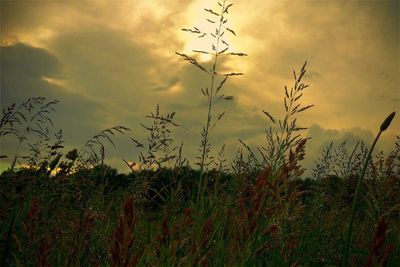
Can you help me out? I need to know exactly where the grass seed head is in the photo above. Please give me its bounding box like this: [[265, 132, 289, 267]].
[[380, 112, 395, 132]]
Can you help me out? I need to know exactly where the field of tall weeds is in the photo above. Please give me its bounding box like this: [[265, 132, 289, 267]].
[[1, 1, 399, 266]]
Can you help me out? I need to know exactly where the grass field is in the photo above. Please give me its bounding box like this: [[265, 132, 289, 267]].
[[1, 143, 399, 266]]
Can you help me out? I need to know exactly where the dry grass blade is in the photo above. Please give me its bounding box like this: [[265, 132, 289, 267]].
[[229, 52, 248, 56], [175, 52, 209, 74], [204, 8, 219, 16], [262, 110, 276, 124]]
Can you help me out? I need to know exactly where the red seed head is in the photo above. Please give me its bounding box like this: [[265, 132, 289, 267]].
[[160, 215, 170, 244]]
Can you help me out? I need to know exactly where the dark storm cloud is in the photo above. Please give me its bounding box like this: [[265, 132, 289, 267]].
[[1, 43, 60, 103], [0, 43, 110, 167], [47, 27, 185, 139], [51, 30, 155, 97]]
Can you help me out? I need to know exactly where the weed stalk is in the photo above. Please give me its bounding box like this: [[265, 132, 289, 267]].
[[343, 111, 395, 266], [176, 0, 246, 208]]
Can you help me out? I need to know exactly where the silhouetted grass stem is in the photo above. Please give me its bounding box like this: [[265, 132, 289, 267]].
[[380, 111, 395, 131], [197, 0, 226, 209], [343, 111, 395, 266]]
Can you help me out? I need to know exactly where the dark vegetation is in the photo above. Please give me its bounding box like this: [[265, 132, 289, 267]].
[[1, 1, 399, 266]]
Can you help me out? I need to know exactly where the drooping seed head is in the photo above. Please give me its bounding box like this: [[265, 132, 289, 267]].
[[380, 112, 395, 132]]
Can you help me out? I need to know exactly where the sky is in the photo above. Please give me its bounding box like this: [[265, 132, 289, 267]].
[[1, 0, 399, 176]]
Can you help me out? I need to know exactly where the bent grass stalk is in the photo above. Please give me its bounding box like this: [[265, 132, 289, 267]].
[[343, 111, 395, 266]]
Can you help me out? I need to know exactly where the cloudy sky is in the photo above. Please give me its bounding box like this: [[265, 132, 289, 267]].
[[1, 0, 399, 175]]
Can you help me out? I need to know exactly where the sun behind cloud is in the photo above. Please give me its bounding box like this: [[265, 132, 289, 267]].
[[178, 0, 241, 63]]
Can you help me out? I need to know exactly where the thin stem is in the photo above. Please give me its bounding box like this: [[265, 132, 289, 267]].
[[10, 133, 26, 171], [343, 130, 381, 266], [346, 140, 360, 174], [197, 0, 226, 210], [199, 0, 226, 173]]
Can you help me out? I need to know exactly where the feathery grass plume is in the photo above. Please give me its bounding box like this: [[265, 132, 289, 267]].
[[332, 141, 351, 177], [213, 144, 227, 173], [26, 138, 46, 170], [265, 62, 312, 177], [240, 62, 313, 178], [231, 145, 260, 178], [137, 104, 179, 170], [312, 141, 334, 180], [124, 106, 182, 209], [0, 98, 42, 138], [108, 197, 141, 267], [231, 147, 245, 176], [389, 135, 400, 176], [364, 152, 400, 223], [0, 103, 22, 139], [266, 141, 308, 255], [176, 0, 247, 172], [174, 141, 189, 169], [0, 97, 59, 170], [343, 111, 395, 267], [312, 140, 369, 180], [75, 125, 130, 170], [230, 141, 308, 264]]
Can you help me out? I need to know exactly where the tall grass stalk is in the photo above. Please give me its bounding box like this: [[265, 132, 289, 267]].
[[343, 111, 395, 266], [239, 62, 313, 180], [176, 0, 246, 208]]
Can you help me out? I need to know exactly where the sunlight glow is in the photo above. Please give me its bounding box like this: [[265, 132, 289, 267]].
[[8, 27, 55, 48], [198, 52, 213, 63], [42, 76, 67, 88], [169, 83, 183, 93], [180, 0, 236, 63]]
